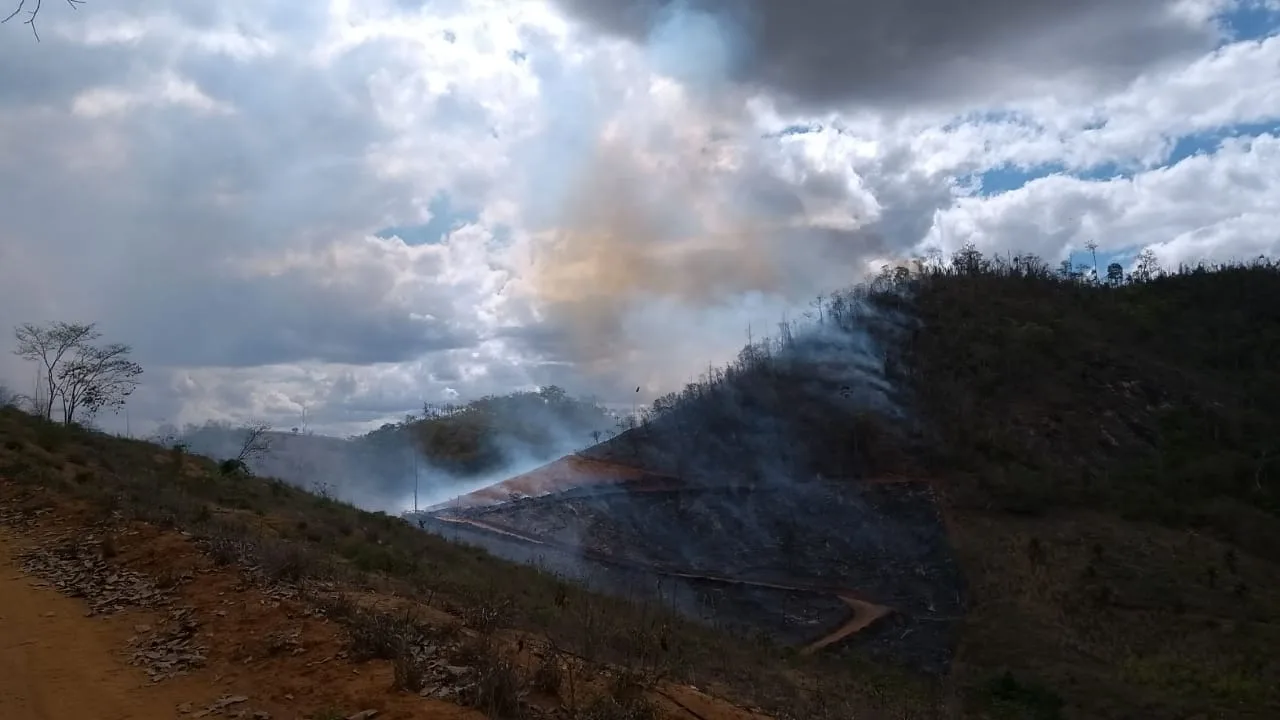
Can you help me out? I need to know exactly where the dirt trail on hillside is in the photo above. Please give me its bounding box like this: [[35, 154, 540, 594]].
[[0, 492, 767, 720], [0, 530, 195, 720], [430, 514, 897, 653], [0, 519, 484, 720]]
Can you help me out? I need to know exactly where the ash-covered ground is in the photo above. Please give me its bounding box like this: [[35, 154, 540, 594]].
[[416, 473, 965, 673]]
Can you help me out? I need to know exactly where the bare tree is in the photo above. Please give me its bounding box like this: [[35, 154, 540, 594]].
[[1132, 249, 1162, 283], [236, 422, 274, 464], [57, 341, 142, 424], [218, 422, 274, 476], [13, 321, 101, 421], [1082, 239, 1100, 282], [4, 0, 85, 41]]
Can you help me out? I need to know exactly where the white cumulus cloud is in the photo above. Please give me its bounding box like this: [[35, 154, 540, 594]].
[[0, 0, 1276, 435]]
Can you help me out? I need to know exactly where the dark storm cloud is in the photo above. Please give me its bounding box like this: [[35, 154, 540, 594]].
[[550, 0, 1218, 110]]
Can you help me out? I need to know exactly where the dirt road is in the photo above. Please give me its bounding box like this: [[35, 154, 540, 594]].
[[0, 485, 769, 720], [0, 530, 194, 720]]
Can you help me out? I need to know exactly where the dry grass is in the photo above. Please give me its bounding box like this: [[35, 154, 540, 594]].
[[6, 255, 1278, 718], [0, 407, 931, 718]]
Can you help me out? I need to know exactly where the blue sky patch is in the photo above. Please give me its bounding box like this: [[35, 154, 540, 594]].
[[958, 6, 1279, 198], [963, 160, 1131, 196], [966, 118, 1280, 197], [375, 192, 479, 246], [1166, 120, 1280, 162], [1220, 1, 1280, 42]]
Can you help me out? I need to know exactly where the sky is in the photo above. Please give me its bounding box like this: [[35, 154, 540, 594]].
[[0, 0, 1277, 437]]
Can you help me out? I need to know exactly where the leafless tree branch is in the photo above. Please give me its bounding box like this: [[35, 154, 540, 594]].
[[3, 0, 85, 42], [236, 422, 274, 465]]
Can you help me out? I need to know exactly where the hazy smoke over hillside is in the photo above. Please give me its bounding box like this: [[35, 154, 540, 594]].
[[170, 388, 616, 513], [520, 2, 898, 396], [580, 283, 917, 486]]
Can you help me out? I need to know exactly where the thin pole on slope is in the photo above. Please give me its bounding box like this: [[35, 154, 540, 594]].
[[413, 450, 419, 514]]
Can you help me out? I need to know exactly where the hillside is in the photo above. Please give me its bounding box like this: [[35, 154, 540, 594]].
[[173, 387, 615, 510], [2, 248, 1279, 719], [644, 251, 1280, 717], [2, 406, 902, 720], [426, 249, 1280, 719], [589, 251, 1280, 533]]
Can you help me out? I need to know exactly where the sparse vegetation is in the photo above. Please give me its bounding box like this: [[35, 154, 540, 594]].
[[0, 405, 929, 718], [578, 246, 1280, 718], [2, 247, 1278, 718]]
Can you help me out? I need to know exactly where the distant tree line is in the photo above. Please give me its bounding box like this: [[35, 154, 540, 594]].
[[924, 242, 1170, 287]]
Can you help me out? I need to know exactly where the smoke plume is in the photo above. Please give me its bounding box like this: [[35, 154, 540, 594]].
[[521, 27, 891, 395]]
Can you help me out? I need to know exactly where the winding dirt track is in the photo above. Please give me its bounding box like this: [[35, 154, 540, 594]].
[[429, 514, 895, 653]]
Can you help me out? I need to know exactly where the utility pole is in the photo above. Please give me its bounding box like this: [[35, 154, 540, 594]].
[[413, 450, 419, 514]]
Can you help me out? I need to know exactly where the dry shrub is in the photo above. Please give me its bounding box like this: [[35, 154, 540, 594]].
[[531, 644, 564, 695], [345, 608, 420, 661], [577, 695, 659, 720], [465, 646, 527, 719], [392, 645, 431, 693], [255, 539, 312, 583]]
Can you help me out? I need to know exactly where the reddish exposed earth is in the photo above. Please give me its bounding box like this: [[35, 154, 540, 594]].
[[0, 481, 771, 720]]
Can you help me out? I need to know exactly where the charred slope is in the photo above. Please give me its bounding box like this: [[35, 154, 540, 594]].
[[584, 254, 1280, 554], [420, 292, 963, 671], [579, 292, 922, 486], [427, 253, 1280, 719], [429, 476, 963, 673]]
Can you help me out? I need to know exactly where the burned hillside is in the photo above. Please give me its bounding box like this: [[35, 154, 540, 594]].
[[427, 474, 964, 673], [421, 249, 1280, 719], [580, 288, 921, 486], [585, 248, 1280, 553], [7, 247, 1279, 719]]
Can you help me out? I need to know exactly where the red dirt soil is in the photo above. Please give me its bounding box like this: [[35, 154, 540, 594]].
[[0, 521, 481, 720], [0, 481, 770, 720], [0, 535, 197, 720]]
